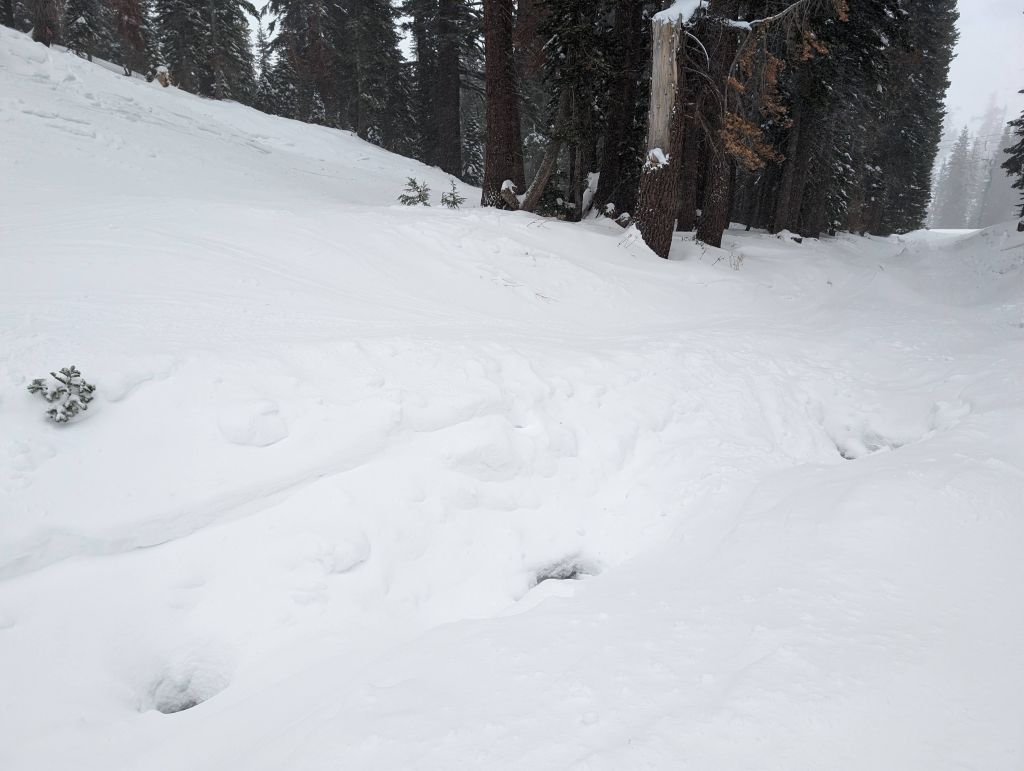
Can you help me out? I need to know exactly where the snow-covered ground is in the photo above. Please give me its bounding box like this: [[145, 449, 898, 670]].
[[2, 27, 1023, 770]]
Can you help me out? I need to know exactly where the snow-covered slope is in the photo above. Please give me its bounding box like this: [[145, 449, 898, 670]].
[[2, 28, 1023, 771]]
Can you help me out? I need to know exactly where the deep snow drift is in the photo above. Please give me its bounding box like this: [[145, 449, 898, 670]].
[[2, 28, 1023, 770]]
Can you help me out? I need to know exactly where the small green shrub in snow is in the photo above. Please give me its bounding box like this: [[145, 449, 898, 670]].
[[441, 180, 466, 210], [398, 178, 431, 206], [28, 366, 96, 423]]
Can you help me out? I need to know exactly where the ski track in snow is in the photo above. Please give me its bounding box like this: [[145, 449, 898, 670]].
[[2, 28, 1024, 771]]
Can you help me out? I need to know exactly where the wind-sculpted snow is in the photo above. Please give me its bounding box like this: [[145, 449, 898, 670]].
[[1, 27, 1023, 771]]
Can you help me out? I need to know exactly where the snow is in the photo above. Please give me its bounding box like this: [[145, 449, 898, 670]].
[[2, 27, 1024, 770], [653, 0, 705, 25], [646, 147, 670, 168]]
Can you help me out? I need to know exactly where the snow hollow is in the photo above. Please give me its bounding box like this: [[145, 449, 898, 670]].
[[1, 27, 1024, 771]]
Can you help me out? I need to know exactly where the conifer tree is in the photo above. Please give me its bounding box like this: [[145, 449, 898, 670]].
[[481, 0, 525, 206], [336, 0, 412, 151], [266, 0, 336, 122], [593, 0, 650, 216], [28, 0, 60, 45], [155, 0, 254, 99], [404, 0, 439, 164], [434, 0, 464, 176], [204, 0, 257, 102], [931, 127, 974, 228], [62, 0, 108, 60], [110, 0, 155, 76], [1003, 94, 1024, 218], [153, 0, 204, 88]]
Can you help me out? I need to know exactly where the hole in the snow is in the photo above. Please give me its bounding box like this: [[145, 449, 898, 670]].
[[148, 658, 230, 714], [835, 431, 904, 460], [534, 556, 600, 585]]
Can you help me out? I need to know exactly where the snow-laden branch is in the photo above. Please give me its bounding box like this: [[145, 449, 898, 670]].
[[654, 0, 830, 32], [653, 1, 706, 26]]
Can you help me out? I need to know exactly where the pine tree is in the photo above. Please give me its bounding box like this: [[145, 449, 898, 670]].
[[593, 0, 649, 216], [266, 0, 336, 122], [976, 122, 1020, 226], [110, 0, 155, 76], [28, 0, 60, 46], [253, 19, 276, 111], [481, 0, 526, 206], [931, 127, 974, 228], [62, 0, 108, 60], [204, 0, 257, 102], [154, 0, 205, 89], [335, 0, 413, 152], [155, 0, 255, 100], [1002, 94, 1024, 218], [398, 177, 431, 205], [534, 0, 610, 220], [434, 0, 464, 176], [403, 0, 439, 164]]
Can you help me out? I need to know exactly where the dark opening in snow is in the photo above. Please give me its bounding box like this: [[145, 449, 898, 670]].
[[149, 662, 229, 714], [534, 556, 600, 585]]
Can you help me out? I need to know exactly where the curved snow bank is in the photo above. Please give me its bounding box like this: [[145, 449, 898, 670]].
[[2, 27, 1024, 771]]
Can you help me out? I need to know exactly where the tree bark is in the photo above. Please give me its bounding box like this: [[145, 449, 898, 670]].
[[676, 109, 700, 231], [481, 0, 525, 207], [697, 144, 733, 247], [435, 0, 462, 176], [695, 0, 743, 248], [772, 103, 801, 232], [2, 0, 14, 29], [635, 20, 686, 258]]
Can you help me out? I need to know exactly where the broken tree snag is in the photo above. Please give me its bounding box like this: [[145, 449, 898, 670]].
[[647, 20, 679, 155], [520, 90, 572, 213], [499, 180, 521, 210], [635, 18, 685, 259]]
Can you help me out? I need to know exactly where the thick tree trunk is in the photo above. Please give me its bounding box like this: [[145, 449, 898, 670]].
[[676, 109, 700, 231], [697, 146, 733, 247], [772, 105, 801, 232], [482, 0, 525, 207], [2, 0, 14, 29], [635, 20, 686, 258], [593, 0, 645, 214], [435, 0, 462, 176], [695, 0, 742, 248]]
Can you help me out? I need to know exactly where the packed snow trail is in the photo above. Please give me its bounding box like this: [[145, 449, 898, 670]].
[[1, 29, 1023, 770]]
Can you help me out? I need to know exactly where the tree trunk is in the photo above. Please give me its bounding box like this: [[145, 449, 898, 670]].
[[697, 145, 733, 247], [30, 0, 60, 45], [2, 0, 14, 29], [635, 20, 685, 258], [676, 109, 700, 231], [435, 0, 462, 176], [772, 104, 801, 232], [593, 0, 645, 215], [520, 90, 571, 213], [482, 0, 525, 207], [695, 0, 743, 248]]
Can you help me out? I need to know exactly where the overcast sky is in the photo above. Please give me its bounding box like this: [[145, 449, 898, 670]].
[[944, 0, 1024, 133]]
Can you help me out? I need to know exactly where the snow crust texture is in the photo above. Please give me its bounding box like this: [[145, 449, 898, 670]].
[[2, 28, 1024, 771]]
